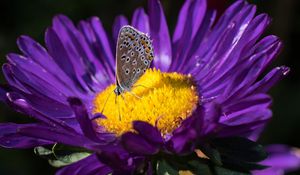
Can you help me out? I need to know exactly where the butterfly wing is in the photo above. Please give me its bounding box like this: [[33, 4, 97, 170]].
[[116, 26, 154, 91]]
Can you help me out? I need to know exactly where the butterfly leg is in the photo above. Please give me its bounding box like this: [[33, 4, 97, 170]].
[[127, 91, 142, 99], [120, 93, 127, 104], [133, 84, 155, 91], [115, 95, 122, 121]]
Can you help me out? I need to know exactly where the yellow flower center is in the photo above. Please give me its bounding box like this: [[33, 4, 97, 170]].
[[93, 68, 199, 136]]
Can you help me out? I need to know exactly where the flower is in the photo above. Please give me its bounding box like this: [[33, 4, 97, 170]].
[[0, 0, 299, 174]]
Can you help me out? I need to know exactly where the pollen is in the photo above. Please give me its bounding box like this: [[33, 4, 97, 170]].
[[93, 68, 199, 136]]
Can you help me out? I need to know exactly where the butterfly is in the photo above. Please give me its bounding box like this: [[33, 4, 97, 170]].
[[114, 25, 154, 96]]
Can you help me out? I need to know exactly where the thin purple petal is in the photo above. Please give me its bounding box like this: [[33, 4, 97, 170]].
[[148, 0, 172, 71]]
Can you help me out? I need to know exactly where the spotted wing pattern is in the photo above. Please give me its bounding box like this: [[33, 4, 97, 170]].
[[115, 26, 154, 91]]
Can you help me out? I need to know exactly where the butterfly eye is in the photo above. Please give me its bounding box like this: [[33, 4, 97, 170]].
[[126, 57, 130, 63], [131, 52, 134, 56], [121, 55, 126, 60], [143, 68, 146, 73], [137, 68, 140, 73], [125, 68, 130, 75], [141, 56, 145, 60], [132, 68, 136, 73]]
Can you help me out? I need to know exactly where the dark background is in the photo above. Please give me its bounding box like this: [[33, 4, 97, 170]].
[[0, 0, 299, 174]]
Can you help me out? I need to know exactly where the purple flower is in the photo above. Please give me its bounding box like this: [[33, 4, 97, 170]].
[[0, 0, 298, 174]]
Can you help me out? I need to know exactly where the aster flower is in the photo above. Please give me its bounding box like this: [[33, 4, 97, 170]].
[[0, 0, 299, 174]]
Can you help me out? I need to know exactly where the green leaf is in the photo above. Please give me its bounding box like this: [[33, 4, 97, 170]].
[[212, 137, 267, 162], [221, 156, 268, 171], [34, 146, 56, 160], [198, 144, 222, 166], [49, 152, 91, 167], [34, 144, 91, 168], [187, 160, 213, 175], [156, 159, 179, 175], [34, 146, 52, 156], [52, 143, 89, 155], [214, 166, 251, 175]]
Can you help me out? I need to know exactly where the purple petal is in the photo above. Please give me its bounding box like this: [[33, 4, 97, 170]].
[[0, 123, 52, 148], [5, 83, 73, 119], [56, 154, 112, 175], [68, 97, 101, 142], [190, 1, 249, 80], [132, 121, 163, 145], [2, 63, 31, 94], [121, 132, 159, 155], [6, 54, 70, 102], [221, 53, 271, 102], [200, 102, 222, 136], [173, 0, 206, 42], [178, 10, 217, 73], [196, 4, 258, 87], [148, 0, 172, 71], [167, 127, 197, 154], [45, 27, 88, 93], [97, 144, 134, 172], [17, 35, 78, 93], [247, 66, 290, 95], [131, 8, 150, 34], [18, 124, 98, 150], [52, 15, 109, 91], [2, 89, 76, 131], [253, 145, 300, 175], [220, 94, 272, 125], [89, 17, 115, 78], [171, 0, 207, 71], [201, 34, 281, 101], [112, 15, 129, 45], [77, 20, 114, 86]]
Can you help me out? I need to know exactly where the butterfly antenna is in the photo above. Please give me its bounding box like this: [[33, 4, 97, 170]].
[[101, 90, 114, 114]]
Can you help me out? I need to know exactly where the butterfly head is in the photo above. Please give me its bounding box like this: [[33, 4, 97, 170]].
[[114, 86, 124, 96]]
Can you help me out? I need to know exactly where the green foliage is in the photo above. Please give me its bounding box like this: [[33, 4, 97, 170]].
[[34, 144, 91, 168], [154, 137, 268, 175]]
